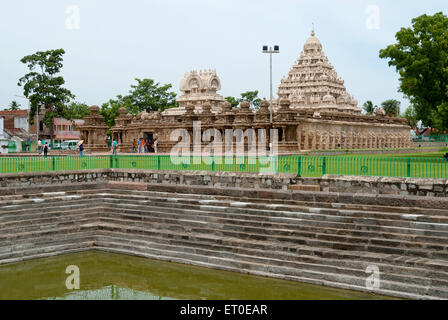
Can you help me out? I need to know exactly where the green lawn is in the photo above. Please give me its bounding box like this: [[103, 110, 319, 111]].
[[0, 153, 447, 179]]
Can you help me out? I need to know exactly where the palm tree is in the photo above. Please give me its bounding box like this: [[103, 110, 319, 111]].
[[362, 101, 377, 115], [8, 100, 21, 111]]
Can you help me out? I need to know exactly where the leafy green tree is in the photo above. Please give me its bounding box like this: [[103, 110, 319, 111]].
[[18, 49, 75, 142], [402, 105, 419, 130], [362, 101, 377, 115], [126, 78, 177, 113], [240, 90, 261, 109], [379, 12, 448, 129], [100, 95, 131, 128], [8, 101, 21, 111], [381, 99, 401, 117], [63, 102, 90, 120], [225, 96, 240, 108]]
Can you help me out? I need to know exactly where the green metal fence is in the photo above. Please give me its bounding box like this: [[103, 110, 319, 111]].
[[413, 135, 448, 142], [0, 155, 447, 179]]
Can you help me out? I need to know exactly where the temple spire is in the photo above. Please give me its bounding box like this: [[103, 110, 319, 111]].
[[311, 23, 315, 36]]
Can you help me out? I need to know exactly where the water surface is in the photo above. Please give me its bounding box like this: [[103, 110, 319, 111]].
[[0, 251, 395, 300]]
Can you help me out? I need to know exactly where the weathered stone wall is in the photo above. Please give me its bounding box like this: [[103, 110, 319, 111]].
[[0, 169, 446, 197], [0, 169, 296, 191], [295, 175, 448, 197], [0, 170, 109, 188]]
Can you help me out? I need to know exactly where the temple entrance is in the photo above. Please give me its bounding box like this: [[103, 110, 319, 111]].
[[143, 132, 154, 153]]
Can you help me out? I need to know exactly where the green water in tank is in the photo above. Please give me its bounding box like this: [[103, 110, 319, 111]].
[[0, 251, 396, 300]]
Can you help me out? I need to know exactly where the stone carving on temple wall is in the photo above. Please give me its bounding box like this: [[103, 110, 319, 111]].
[[376, 108, 386, 117]]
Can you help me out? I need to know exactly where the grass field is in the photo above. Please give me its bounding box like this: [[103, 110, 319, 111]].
[[0, 152, 447, 179]]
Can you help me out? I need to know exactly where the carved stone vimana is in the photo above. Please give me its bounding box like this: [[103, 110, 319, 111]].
[[277, 30, 361, 115]]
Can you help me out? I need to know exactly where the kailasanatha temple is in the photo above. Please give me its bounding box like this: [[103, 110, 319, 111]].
[[78, 31, 412, 153]]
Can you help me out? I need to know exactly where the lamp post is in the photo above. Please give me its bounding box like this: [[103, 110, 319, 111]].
[[262, 45, 279, 155], [262, 45, 280, 124]]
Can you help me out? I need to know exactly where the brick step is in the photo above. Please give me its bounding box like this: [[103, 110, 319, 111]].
[[93, 237, 447, 299]]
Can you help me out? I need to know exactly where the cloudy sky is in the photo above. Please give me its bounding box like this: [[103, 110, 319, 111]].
[[0, 0, 446, 112]]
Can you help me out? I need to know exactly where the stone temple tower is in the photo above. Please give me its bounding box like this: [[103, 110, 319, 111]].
[[277, 30, 362, 115]]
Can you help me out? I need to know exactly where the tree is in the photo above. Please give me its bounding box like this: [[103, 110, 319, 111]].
[[63, 102, 90, 120], [240, 90, 261, 109], [225, 91, 262, 109], [362, 101, 377, 115], [126, 78, 177, 113], [379, 12, 448, 129], [100, 95, 131, 128], [402, 105, 419, 130], [18, 49, 75, 142], [8, 101, 21, 111], [225, 96, 240, 108], [381, 99, 401, 117]]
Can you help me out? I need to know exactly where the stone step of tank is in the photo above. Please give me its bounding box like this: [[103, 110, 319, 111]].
[[117, 201, 448, 239], [94, 222, 448, 274], [102, 192, 448, 223], [0, 203, 101, 223], [102, 200, 448, 240], [0, 230, 96, 264], [94, 231, 448, 293], [1, 191, 446, 258], [0, 194, 103, 212], [2, 187, 447, 222], [108, 187, 448, 215], [93, 235, 447, 300], [96, 217, 448, 263], [0, 211, 100, 234], [0, 224, 97, 246], [96, 215, 448, 261], [93, 244, 440, 300], [101, 205, 448, 250], [288, 184, 321, 192], [93, 226, 448, 283], [0, 182, 106, 198], [0, 241, 95, 265]]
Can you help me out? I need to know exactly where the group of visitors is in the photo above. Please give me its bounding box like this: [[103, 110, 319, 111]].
[[132, 138, 158, 153]]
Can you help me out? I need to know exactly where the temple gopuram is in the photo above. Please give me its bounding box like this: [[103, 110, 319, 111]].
[[78, 31, 411, 153]]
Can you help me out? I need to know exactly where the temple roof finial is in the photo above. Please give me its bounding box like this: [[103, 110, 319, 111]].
[[311, 23, 315, 36]]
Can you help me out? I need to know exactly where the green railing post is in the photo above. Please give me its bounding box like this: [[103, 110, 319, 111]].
[[52, 156, 55, 171], [298, 156, 302, 176], [211, 156, 215, 172], [109, 155, 114, 169], [322, 156, 326, 175], [407, 158, 411, 177], [157, 155, 161, 170]]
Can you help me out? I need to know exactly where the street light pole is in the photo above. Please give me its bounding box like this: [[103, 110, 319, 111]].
[[262, 45, 280, 125]]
